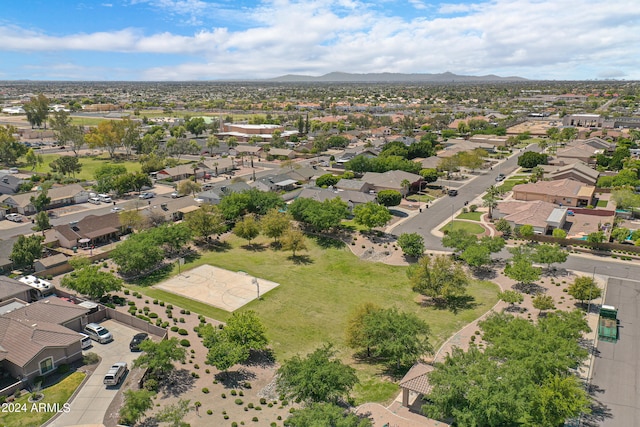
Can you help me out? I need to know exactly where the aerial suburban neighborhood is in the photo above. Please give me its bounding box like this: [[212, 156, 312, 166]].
[[0, 78, 639, 427]]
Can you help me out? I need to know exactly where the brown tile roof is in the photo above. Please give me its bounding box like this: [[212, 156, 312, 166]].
[[497, 200, 557, 228], [4, 297, 89, 325], [0, 317, 80, 367], [55, 212, 122, 241], [512, 179, 595, 200], [399, 363, 434, 394], [0, 276, 32, 300]]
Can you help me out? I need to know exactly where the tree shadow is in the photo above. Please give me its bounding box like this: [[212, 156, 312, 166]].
[[472, 267, 497, 280], [269, 241, 283, 250], [242, 349, 276, 368], [444, 295, 478, 314], [311, 235, 346, 249], [512, 282, 547, 295], [183, 251, 201, 263], [215, 368, 257, 388], [129, 264, 173, 287], [504, 304, 527, 313], [158, 369, 196, 398], [579, 387, 613, 427], [138, 417, 160, 427], [240, 242, 267, 251], [289, 254, 313, 265]]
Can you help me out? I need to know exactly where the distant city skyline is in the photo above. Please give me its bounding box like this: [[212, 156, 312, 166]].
[[1, 0, 639, 81]]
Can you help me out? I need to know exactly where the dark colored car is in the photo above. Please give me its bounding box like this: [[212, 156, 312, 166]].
[[448, 189, 458, 196], [129, 333, 149, 352]]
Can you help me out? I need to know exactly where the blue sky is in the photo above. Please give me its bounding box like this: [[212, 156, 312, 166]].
[[1, 0, 639, 81]]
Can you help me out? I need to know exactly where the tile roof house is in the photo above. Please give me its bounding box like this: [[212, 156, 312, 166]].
[[511, 178, 595, 207], [142, 196, 202, 222], [0, 184, 89, 215], [544, 162, 600, 185], [197, 181, 252, 205], [267, 148, 296, 159], [493, 200, 564, 235], [334, 179, 373, 193], [0, 296, 90, 389], [0, 276, 34, 304], [156, 164, 206, 182], [198, 157, 235, 175], [54, 212, 122, 249], [553, 142, 602, 165], [361, 170, 423, 196]]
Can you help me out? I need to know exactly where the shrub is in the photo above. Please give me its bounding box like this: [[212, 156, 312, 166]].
[[207, 409, 212, 415], [239, 390, 244, 396], [224, 415, 229, 419], [123, 289, 130, 295], [191, 372, 199, 378], [127, 301, 136, 306], [136, 294, 142, 299], [185, 310, 191, 315], [83, 352, 99, 364], [202, 387, 209, 394], [149, 312, 158, 318], [170, 326, 179, 332], [255, 406, 262, 411], [159, 301, 165, 306], [221, 393, 226, 398], [248, 402, 254, 409], [161, 321, 169, 328], [252, 417, 258, 422], [260, 398, 267, 405], [180, 309, 186, 314], [469, 204, 478, 212], [180, 339, 191, 347], [235, 399, 243, 405], [178, 328, 188, 335], [205, 369, 210, 374], [167, 304, 173, 310], [231, 389, 237, 396], [232, 423, 238, 427], [179, 318, 185, 323], [144, 378, 159, 392]]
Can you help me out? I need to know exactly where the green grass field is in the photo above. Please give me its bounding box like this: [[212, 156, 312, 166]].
[[127, 234, 499, 403], [440, 221, 486, 235], [597, 199, 608, 208], [22, 153, 142, 181], [0, 372, 85, 427], [497, 179, 528, 192], [456, 211, 483, 221]]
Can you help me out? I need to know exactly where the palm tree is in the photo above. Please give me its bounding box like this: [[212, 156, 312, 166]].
[[191, 163, 199, 182], [206, 135, 219, 157], [483, 185, 501, 218]]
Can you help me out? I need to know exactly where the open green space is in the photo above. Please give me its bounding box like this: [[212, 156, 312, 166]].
[[0, 372, 85, 427], [456, 211, 483, 221], [21, 153, 142, 181], [128, 234, 499, 403], [69, 117, 111, 127], [440, 221, 486, 235]]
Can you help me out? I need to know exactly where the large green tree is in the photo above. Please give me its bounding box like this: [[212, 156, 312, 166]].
[[0, 125, 28, 165], [353, 202, 392, 231], [531, 244, 568, 271], [567, 276, 602, 306], [183, 204, 226, 242], [517, 151, 548, 169], [10, 235, 44, 270], [284, 403, 372, 427], [276, 344, 358, 404], [407, 255, 470, 304], [504, 257, 541, 285], [61, 259, 122, 300], [397, 232, 425, 258], [119, 389, 155, 426], [224, 310, 269, 352], [260, 209, 291, 243], [23, 94, 50, 129], [233, 215, 261, 244], [49, 156, 82, 177], [133, 337, 187, 376]]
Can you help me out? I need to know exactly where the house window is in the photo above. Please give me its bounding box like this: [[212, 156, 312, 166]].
[[39, 357, 54, 375], [565, 199, 572, 204]]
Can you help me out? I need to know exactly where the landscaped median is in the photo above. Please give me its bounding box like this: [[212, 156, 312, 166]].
[[0, 371, 85, 427], [125, 234, 500, 404]]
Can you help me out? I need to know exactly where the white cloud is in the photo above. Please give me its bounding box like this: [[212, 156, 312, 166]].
[[2, 0, 640, 80]]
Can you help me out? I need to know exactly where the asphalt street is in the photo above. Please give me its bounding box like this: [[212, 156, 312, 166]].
[[590, 277, 640, 427]]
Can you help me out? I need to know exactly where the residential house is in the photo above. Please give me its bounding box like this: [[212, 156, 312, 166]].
[[0, 238, 17, 274], [493, 200, 564, 235], [0, 184, 89, 215], [0, 276, 34, 304], [543, 162, 600, 185], [141, 197, 202, 223], [511, 179, 595, 207], [199, 157, 234, 176], [295, 187, 375, 210], [34, 253, 69, 273], [0, 297, 90, 389], [0, 174, 24, 195], [156, 164, 205, 182], [251, 174, 298, 192], [468, 134, 509, 147], [553, 142, 602, 165], [197, 181, 252, 205], [361, 170, 423, 196], [268, 148, 296, 159], [54, 212, 122, 249], [335, 179, 373, 193]]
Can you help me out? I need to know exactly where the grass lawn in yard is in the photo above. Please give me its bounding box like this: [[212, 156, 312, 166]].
[[597, 199, 608, 208], [0, 372, 85, 427], [497, 179, 528, 193], [456, 211, 483, 221], [440, 221, 486, 235], [407, 194, 435, 203], [128, 235, 499, 404], [23, 153, 142, 181]]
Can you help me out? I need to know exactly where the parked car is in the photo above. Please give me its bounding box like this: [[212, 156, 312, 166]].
[[448, 189, 458, 197], [5, 213, 22, 222], [79, 333, 92, 350], [129, 333, 149, 352], [170, 191, 180, 198], [8, 168, 19, 174], [103, 362, 128, 386], [88, 197, 101, 205], [495, 173, 506, 182], [84, 323, 113, 343], [139, 192, 155, 199], [110, 206, 124, 213]]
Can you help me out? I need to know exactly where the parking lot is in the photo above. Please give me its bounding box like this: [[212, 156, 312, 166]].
[[47, 320, 142, 427]]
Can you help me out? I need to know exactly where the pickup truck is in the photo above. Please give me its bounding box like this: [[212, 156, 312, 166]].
[[103, 362, 128, 386]]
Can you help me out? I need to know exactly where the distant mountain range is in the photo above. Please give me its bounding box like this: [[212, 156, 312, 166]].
[[266, 71, 526, 83]]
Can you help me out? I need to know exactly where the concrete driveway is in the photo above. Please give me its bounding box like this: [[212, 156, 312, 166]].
[[47, 320, 142, 427]]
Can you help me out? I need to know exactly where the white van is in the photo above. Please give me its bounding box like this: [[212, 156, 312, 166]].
[[103, 362, 128, 386], [88, 197, 101, 205], [79, 333, 92, 350], [98, 194, 112, 203], [84, 322, 113, 343]]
